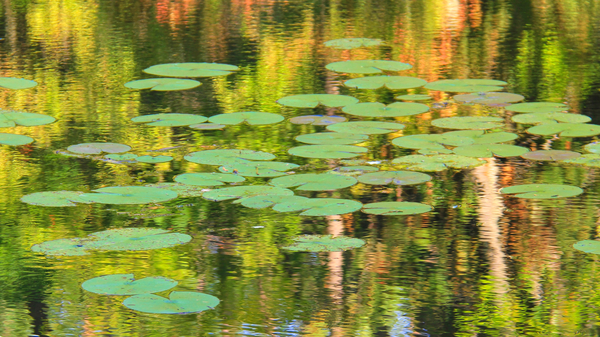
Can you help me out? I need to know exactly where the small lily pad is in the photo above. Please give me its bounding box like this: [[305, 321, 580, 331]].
[[331, 166, 379, 175], [143, 62, 239, 77], [136, 155, 173, 163], [78, 186, 178, 204], [143, 183, 206, 197], [31, 237, 93, 256], [500, 184, 583, 199], [105, 153, 139, 161], [344, 76, 427, 90], [521, 150, 580, 161], [392, 154, 485, 172], [288, 115, 347, 125], [202, 186, 294, 202], [424, 79, 507, 92], [82, 274, 177, 295], [188, 123, 226, 130], [295, 132, 368, 145], [174, 173, 246, 186], [432, 117, 504, 130], [563, 154, 600, 167], [505, 102, 568, 113], [357, 171, 431, 185], [324, 38, 382, 49], [238, 195, 309, 209], [277, 94, 359, 108], [341, 102, 429, 117], [86, 228, 192, 251], [325, 60, 411, 74], [21, 191, 90, 207], [391, 134, 473, 154], [443, 130, 518, 144], [511, 112, 591, 124], [67, 143, 131, 155], [0, 111, 56, 127], [527, 123, 600, 137], [208, 112, 284, 125], [269, 173, 357, 191], [453, 144, 529, 158], [288, 144, 367, 159], [124, 78, 201, 91], [123, 291, 220, 314], [131, 113, 208, 127], [395, 94, 432, 101], [453, 92, 524, 105], [282, 235, 365, 252], [184, 149, 275, 165], [273, 198, 363, 216], [0, 133, 34, 146], [0, 77, 38, 90], [585, 143, 600, 154], [573, 240, 600, 254], [362, 202, 432, 215], [326, 121, 405, 134], [218, 161, 299, 177]]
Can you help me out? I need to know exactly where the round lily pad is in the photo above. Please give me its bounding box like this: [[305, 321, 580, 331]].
[[453, 144, 529, 158], [82, 274, 177, 295], [453, 92, 524, 105], [324, 38, 382, 49], [585, 143, 600, 154], [442, 130, 518, 144], [67, 143, 131, 155], [563, 154, 600, 167], [124, 78, 201, 91], [123, 291, 220, 314], [331, 166, 379, 175], [0, 77, 38, 90], [288, 115, 347, 125], [0, 133, 34, 146], [432, 116, 504, 130], [201, 185, 294, 202], [208, 112, 283, 125], [21, 191, 90, 207], [273, 198, 363, 216], [78, 186, 178, 204], [269, 173, 357, 191], [526, 123, 600, 137], [288, 144, 367, 159], [188, 123, 226, 130], [391, 134, 473, 154], [143, 183, 207, 198], [344, 76, 427, 90], [218, 161, 299, 177], [277, 94, 359, 108], [143, 62, 239, 77], [500, 184, 583, 199], [238, 195, 309, 209], [105, 153, 138, 161], [174, 173, 246, 186], [362, 202, 432, 215], [326, 121, 405, 134], [184, 149, 275, 165], [86, 228, 192, 251], [136, 155, 173, 163], [295, 132, 369, 145], [521, 150, 580, 161], [357, 171, 431, 185], [395, 94, 432, 101], [0, 111, 56, 127], [573, 240, 600, 254], [511, 112, 591, 124], [325, 60, 411, 74], [282, 235, 365, 252], [31, 237, 93, 256], [392, 154, 486, 172], [131, 113, 208, 127], [424, 79, 507, 92], [505, 102, 568, 113], [341, 102, 429, 117]]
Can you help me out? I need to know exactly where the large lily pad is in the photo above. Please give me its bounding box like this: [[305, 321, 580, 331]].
[[505, 102, 568, 113], [395, 94, 432, 101], [143, 62, 239, 77], [295, 132, 368, 145], [344, 76, 427, 90], [78, 186, 178, 204], [521, 150, 580, 161], [277, 94, 359, 108], [326, 121, 405, 134], [357, 171, 431, 185], [31, 237, 93, 256], [424, 79, 507, 92], [325, 60, 411, 74], [453, 92, 524, 105], [341, 102, 429, 117], [21, 191, 90, 207], [282, 235, 365, 252], [0, 111, 56, 127], [288, 115, 346, 125], [131, 113, 208, 127], [443, 130, 518, 144], [143, 183, 206, 198], [563, 154, 600, 167], [0, 77, 38, 90], [573, 240, 600, 254], [527, 123, 600, 137], [208, 112, 284, 125], [269, 173, 357, 191], [202, 185, 294, 202], [174, 173, 246, 186], [362, 202, 432, 215], [86, 228, 192, 251], [124, 78, 201, 91], [0, 133, 34, 146], [288, 144, 367, 159], [123, 291, 220, 314], [273, 198, 363, 216], [500, 184, 583, 199], [391, 134, 473, 154], [67, 143, 131, 155], [82, 274, 177, 295], [184, 149, 275, 165], [136, 155, 173, 164], [432, 117, 504, 130], [324, 38, 382, 49], [511, 112, 590, 124], [392, 154, 485, 172], [218, 161, 299, 177], [453, 144, 529, 158]]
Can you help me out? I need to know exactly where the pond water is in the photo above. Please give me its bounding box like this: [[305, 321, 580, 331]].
[[1, 0, 600, 336]]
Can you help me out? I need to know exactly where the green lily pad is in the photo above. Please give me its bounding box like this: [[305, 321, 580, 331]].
[[188, 123, 226, 130], [295, 132, 368, 145], [357, 171, 431, 185], [31, 237, 93, 256], [277, 94, 359, 108], [273, 198, 363, 216], [443, 130, 518, 144], [238, 195, 309, 209], [123, 291, 220, 314], [521, 150, 580, 161], [573, 240, 600, 254], [67, 143, 131, 155], [0, 133, 34, 146], [511, 112, 591, 124], [208, 111, 283, 125], [288, 144, 367, 159], [86, 228, 192, 251], [325, 60, 411, 74], [143, 183, 207, 198], [395, 94, 432, 101], [0, 77, 38, 90], [341, 102, 429, 117], [505, 102, 568, 113], [527, 123, 600, 137], [344, 76, 427, 90], [392, 154, 485, 172], [282, 235, 365, 252], [78, 186, 178, 204], [0, 111, 56, 127], [202, 185, 294, 202], [326, 121, 405, 134], [432, 116, 504, 130], [174, 173, 245, 186], [453, 144, 529, 158], [331, 166, 379, 175], [21, 191, 90, 207], [124, 78, 201, 91], [362, 202, 432, 215], [143, 62, 239, 77], [585, 143, 600, 154], [424, 79, 507, 92], [288, 115, 347, 125], [82, 274, 177, 295], [218, 161, 299, 177], [184, 149, 275, 165], [563, 154, 600, 167], [324, 38, 382, 49], [500, 184, 583, 199], [391, 134, 473, 154], [453, 92, 524, 105], [131, 113, 208, 126], [105, 153, 139, 161], [136, 155, 173, 163], [269, 173, 357, 191]]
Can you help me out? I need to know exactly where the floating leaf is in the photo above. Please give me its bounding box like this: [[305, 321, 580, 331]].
[[527, 123, 600, 137], [563, 154, 600, 167], [143, 183, 206, 198], [331, 166, 379, 175], [326, 121, 405, 134], [282, 235, 365, 252], [86, 228, 192, 251], [521, 150, 580, 161], [424, 79, 507, 92], [511, 112, 591, 124], [143, 62, 239, 77], [124, 78, 201, 91], [123, 291, 220, 314], [325, 60, 411, 74], [78, 186, 178, 204], [136, 155, 173, 163], [21, 191, 90, 207], [238, 195, 308, 209], [82, 274, 177, 295], [392, 154, 485, 172], [500, 184, 583, 199], [31, 237, 93, 256], [443, 130, 518, 144], [324, 38, 382, 49], [391, 134, 472, 154], [288, 144, 367, 159], [269, 173, 357, 191], [0, 133, 34, 146], [295, 132, 368, 145], [0, 77, 38, 90], [344, 76, 427, 90], [105, 153, 138, 161], [357, 171, 431, 185], [505, 102, 568, 113], [288, 115, 347, 125], [0, 111, 56, 127], [273, 198, 363, 216], [184, 149, 275, 165], [362, 202, 432, 215], [188, 123, 226, 130], [453, 144, 529, 158], [218, 161, 299, 177], [277, 94, 358, 108], [208, 111, 284, 125], [341, 102, 429, 117], [585, 143, 600, 154], [395, 94, 432, 101], [432, 116, 504, 130], [573, 240, 600, 254], [131, 113, 207, 127], [202, 186, 294, 202], [174, 173, 245, 186], [67, 143, 131, 155], [453, 92, 524, 105]]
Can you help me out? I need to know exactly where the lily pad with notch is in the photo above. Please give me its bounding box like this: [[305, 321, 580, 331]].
[[86, 228, 192, 251], [124, 78, 201, 91], [432, 117, 504, 130], [424, 79, 507, 92], [269, 173, 357, 191], [453, 144, 529, 158], [174, 173, 246, 186], [295, 132, 368, 145], [341, 102, 429, 117], [82, 274, 177, 295], [357, 171, 431, 185], [521, 150, 580, 161], [392, 154, 486, 172], [0, 77, 38, 90], [273, 198, 363, 216], [31, 237, 94, 256], [282, 235, 365, 252], [395, 94, 432, 101], [362, 202, 432, 215], [136, 155, 173, 164], [123, 291, 220, 314], [67, 143, 131, 155], [78, 186, 178, 204], [0, 133, 34, 146], [143, 62, 239, 77], [511, 112, 590, 124], [500, 184, 583, 199], [202, 185, 294, 202], [326, 121, 405, 134], [526, 123, 600, 137], [184, 149, 275, 165], [288, 115, 346, 125], [218, 161, 299, 177], [325, 60, 411, 74], [0, 110, 56, 127], [344, 76, 427, 90], [277, 94, 358, 108], [208, 112, 284, 125], [505, 102, 568, 113], [288, 144, 367, 159], [131, 113, 207, 127], [21, 191, 91, 207], [324, 38, 382, 49], [453, 92, 524, 105], [391, 134, 473, 154]]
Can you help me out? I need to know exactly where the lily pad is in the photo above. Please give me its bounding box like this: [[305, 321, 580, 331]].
[[282, 235, 365, 252], [218, 161, 299, 177], [325, 60, 411, 74], [453, 92, 524, 105], [277, 94, 359, 108], [124, 78, 201, 91], [238, 195, 309, 209], [395, 94, 432, 101], [391, 134, 473, 154], [143, 62, 239, 77], [188, 123, 226, 130], [521, 150, 580, 161], [136, 155, 173, 163], [174, 173, 246, 186], [82, 274, 177, 295], [273, 198, 363, 216], [143, 183, 207, 198], [184, 149, 275, 165], [131, 113, 208, 127], [78, 186, 178, 204], [392, 154, 485, 172], [424, 79, 507, 92], [527, 123, 600, 137], [344, 76, 427, 90], [511, 112, 591, 124], [0, 77, 38, 90], [357, 171, 431, 185], [573, 240, 600, 254], [0, 133, 34, 146], [295, 132, 368, 145], [21, 191, 90, 207], [67, 143, 131, 155], [326, 121, 405, 134], [288, 144, 367, 159], [432, 117, 504, 130], [563, 154, 600, 167], [269, 173, 357, 191], [288, 115, 347, 125], [324, 38, 382, 49], [453, 144, 529, 158], [341, 102, 429, 117], [505, 102, 568, 113], [500, 184, 583, 199], [202, 185, 294, 202], [105, 153, 139, 161], [362, 202, 432, 215], [0, 111, 56, 127], [208, 111, 283, 125], [585, 143, 600, 154], [443, 130, 518, 144], [31, 237, 93, 256], [123, 291, 220, 314], [331, 166, 379, 175], [86, 228, 192, 251]]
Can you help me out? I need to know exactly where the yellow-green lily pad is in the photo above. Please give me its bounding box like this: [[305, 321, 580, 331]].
[[573, 240, 600, 254], [453, 144, 529, 158], [362, 202, 432, 215], [0, 133, 34, 146], [324, 38, 382, 49], [82, 274, 177, 295], [67, 143, 131, 155], [425, 79, 507, 92], [432, 116, 504, 130], [143, 62, 239, 77], [295, 132, 368, 145], [273, 198, 363, 216], [344, 76, 427, 90], [288, 115, 347, 125], [78, 186, 178, 204], [391, 134, 473, 154], [184, 149, 275, 165], [136, 155, 173, 163], [326, 121, 405, 134], [500, 184, 583, 199], [505, 102, 568, 113], [131, 113, 208, 126], [174, 173, 245, 186], [288, 144, 367, 159], [188, 123, 226, 130], [202, 185, 294, 202], [511, 112, 590, 124], [392, 154, 485, 172], [527, 123, 600, 137], [521, 150, 580, 161], [208, 112, 284, 125], [325, 60, 411, 74], [21, 191, 91, 207], [218, 161, 299, 177], [563, 154, 600, 167], [31, 237, 94, 256], [0, 110, 56, 127], [395, 94, 432, 101], [453, 92, 524, 105], [283, 235, 365, 251], [0, 77, 38, 90], [341, 102, 429, 117], [123, 291, 220, 314], [277, 94, 359, 108], [269, 173, 357, 191], [357, 171, 431, 185], [86, 228, 192, 251], [124, 78, 201, 91]]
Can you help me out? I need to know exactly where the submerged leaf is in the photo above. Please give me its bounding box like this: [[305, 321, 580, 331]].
[[208, 112, 284, 125], [79, 186, 178, 204], [124, 78, 201, 91], [362, 202, 432, 215], [392, 154, 485, 172], [326, 60, 411, 74], [288, 115, 346, 125], [0, 133, 34, 146], [283, 235, 365, 251], [288, 144, 367, 159], [521, 150, 580, 161], [67, 143, 131, 155], [511, 112, 590, 124], [269, 173, 357, 191], [453, 144, 529, 158], [425, 79, 507, 92], [505, 102, 568, 113], [344, 76, 427, 90], [174, 172, 245, 186], [324, 38, 382, 49], [202, 185, 294, 202], [131, 113, 207, 126], [500, 184, 583, 198], [295, 132, 368, 145], [432, 116, 504, 130], [0, 77, 38, 90], [453, 92, 524, 105], [357, 171, 431, 185], [21, 191, 90, 207], [143, 62, 239, 77], [123, 291, 220, 314], [277, 94, 358, 108], [0, 110, 56, 127], [82, 274, 177, 295], [273, 198, 363, 216], [342, 102, 429, 117], [327, 121, 405, 134], [527, 123, 600, 137], [86, 228, 192, 251]]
